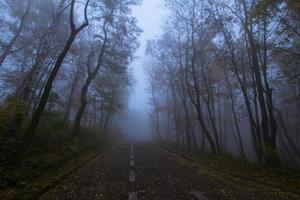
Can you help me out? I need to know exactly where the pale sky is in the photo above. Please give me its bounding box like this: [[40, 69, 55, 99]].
[[129, 0, 167, 111], [124, 0, 168, 139]]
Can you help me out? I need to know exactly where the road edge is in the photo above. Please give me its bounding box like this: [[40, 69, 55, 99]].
[[157, 144, 300, 199], [36, 141, 120, 200]]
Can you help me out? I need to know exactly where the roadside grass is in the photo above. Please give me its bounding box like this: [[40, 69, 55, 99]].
[[0, 110, 121, 200], [160, 142, 300, 199], [0, 132, 118, 200]]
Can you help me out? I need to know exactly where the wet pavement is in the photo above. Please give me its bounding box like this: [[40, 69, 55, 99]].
[[40, 142, 297, 200], [40, 142, 209, 200]]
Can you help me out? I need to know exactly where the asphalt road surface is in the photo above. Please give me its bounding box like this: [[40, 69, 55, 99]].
[[40, 142, 298, 200]]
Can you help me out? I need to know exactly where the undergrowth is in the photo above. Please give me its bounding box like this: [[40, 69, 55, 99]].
[[161, 142, 300, 197], [0, 107, 120, 200]]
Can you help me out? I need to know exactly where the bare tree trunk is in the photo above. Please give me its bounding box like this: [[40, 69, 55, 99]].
[[185, 2, 217, 153], [73, 26, 107, 137], [170, 81, 180, 145], [73, 81, 89, 137], [64, 61, 81, 122], [217, 87, 224, 151], [218, 18, 264, 161], [93, 95, 97, 128], [240, 0, 280, 166], [224, 68, 245, 158], [179, 79, 197, 149], [200, 61, 221, 152], [166, 88, 171, 139], [10, 0, 90, 163], [154, 99, 161, 140]]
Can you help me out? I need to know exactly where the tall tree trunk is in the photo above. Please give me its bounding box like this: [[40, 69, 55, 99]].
[[154, 99, 161, 140], [64, 61, 81, 122], [219, 20, 264, 161], [72, 26, 107, 137], [184, 51, 217, 153], [10, 0, 90, 163], [72, 81, 89, 137], [240, 0, 280, 166], [180, 80, 197, 149], [185, 2, 217, 153], [170, 81, 180, 145], [224, 69, 246, 158]]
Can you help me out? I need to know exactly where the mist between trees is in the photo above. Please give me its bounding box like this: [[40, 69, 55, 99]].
[[0, 0, 299, 171], [0, 0, 141, 164], [145, 0, 300, 167]]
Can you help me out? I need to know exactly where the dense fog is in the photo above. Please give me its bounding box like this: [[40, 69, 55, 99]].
[[143, 0, 300, 167], [0, 1, 299, 199], [0, 0, 299, 169]]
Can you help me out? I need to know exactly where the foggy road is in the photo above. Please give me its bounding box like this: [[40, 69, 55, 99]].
[[38, 142, 299, 200], [0, 0, 299, 200], [39, 142, 209, 200]]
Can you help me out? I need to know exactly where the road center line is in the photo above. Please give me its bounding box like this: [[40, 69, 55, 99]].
[[129, 144, 137, 199], [130, 160, 134, 166], [129, 170, 136, 182], [129, 192, 137, 200]]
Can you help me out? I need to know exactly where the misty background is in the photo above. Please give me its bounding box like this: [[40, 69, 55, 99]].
[[119, 0, 168, 140], [0, 0, 299, 170], [0, 1, 299, 199]]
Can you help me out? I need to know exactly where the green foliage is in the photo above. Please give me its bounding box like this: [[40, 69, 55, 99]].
[[36, 111, 70, 145], [0, 99, 28, 130], [0, 108, 115, 199], [0, 99, 28, 161], [262, 144, 281, 166], [0, 98, 110, 162], [162, 142, 300, 197]]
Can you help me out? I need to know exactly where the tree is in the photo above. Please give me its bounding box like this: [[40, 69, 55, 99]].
[[144, 0, 300, 166], [11, 0, 90, 162], [72, 0, 141, 137], [0, 0, 31, 67]]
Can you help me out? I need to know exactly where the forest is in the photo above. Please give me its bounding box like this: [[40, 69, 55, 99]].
[[0, 0, 140, 198], [0, 0, 299, 199], [146, 0, 300, 167], [0, 0, 140, 161]]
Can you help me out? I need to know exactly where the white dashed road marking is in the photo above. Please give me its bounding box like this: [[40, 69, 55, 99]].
[[129, 143, 137, 199], [129, 192, 137, 200], [129, 170, 136, 182], [130, 160, 134, 166]]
